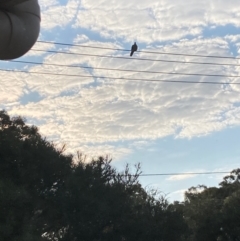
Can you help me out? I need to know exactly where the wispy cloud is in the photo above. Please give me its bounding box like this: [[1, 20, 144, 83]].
[[167, 173, 197, 181], [73, 0, 240, 43], [1, 0, 240, 159]]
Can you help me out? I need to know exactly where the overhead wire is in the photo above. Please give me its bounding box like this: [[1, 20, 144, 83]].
[[31, 49, 240, 67], [3, 41, 240, 85], [0, 42, 236, 178], [0, 68, 239, 85], [0, 43, 237, 180], [95, 171, 235, 177], [37, 40, 240, 60], [134, 171, 232, 177], [10, 59, 240, 78]]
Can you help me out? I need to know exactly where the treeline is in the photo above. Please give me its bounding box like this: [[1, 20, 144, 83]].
[[0, 110, 239, 241]]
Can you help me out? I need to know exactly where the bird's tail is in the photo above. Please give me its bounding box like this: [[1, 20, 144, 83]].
[[130, 51, 133, 56]]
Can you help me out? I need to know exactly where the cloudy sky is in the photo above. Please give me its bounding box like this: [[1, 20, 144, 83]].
[[1, 0, 240, 201]]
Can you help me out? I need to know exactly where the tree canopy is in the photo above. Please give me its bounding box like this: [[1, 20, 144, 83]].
[[0, 110, 239, 241]]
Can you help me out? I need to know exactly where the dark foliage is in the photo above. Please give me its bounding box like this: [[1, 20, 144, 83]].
[[1, 110, 239, 241]]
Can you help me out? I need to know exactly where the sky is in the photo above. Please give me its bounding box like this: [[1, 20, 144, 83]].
[[1, 0, 240, 201]]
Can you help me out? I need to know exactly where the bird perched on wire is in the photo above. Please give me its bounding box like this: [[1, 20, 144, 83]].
[[130, 42, 138, 57]]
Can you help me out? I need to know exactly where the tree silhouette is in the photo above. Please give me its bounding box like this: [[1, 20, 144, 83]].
[[183, 169, 240, 241], [0, 110, 185, 241], [1, 110, 239, 241]]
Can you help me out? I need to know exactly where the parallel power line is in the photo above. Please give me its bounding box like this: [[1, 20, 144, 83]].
[[136, 171, 232, 177], [1, 42, 236, 179], [1, 68, 239, 85], [11, 60, 240, 78], [31, 49, 240, 67], [37, 40, 240, 60], [103, 171, 234, 177]]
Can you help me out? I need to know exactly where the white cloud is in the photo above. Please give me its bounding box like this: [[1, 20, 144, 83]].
[[167, 173, 197, 181], [26, 42, 56, 57], [225, 35, 240, 43], [55, 142, 133, 162], [2, 36, 240, 158], [1, 0, 240, 158], [40, 0, 80, 29], [37, 0, 240, 43], [72, 0, 240, 43]]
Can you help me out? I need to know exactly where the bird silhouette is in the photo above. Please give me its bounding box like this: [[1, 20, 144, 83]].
[[130, 42, 138, 56]]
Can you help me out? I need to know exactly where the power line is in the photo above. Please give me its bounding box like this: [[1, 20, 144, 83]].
[[37, 40, 240, 60], [111, 171, 233, 177], [31, 49, 240, 67], [138, 171, 231, 177], [0, 68, 238, 85], [11, 60, 240, 78]]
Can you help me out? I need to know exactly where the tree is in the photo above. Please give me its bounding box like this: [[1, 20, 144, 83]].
[[53, 158, 186, 241], [219, 169, 240, 241], [183, 170, 240, 241], [2, 110, 240, 241], [0, 110, 185, 241], [0, 110, 72, 240]]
